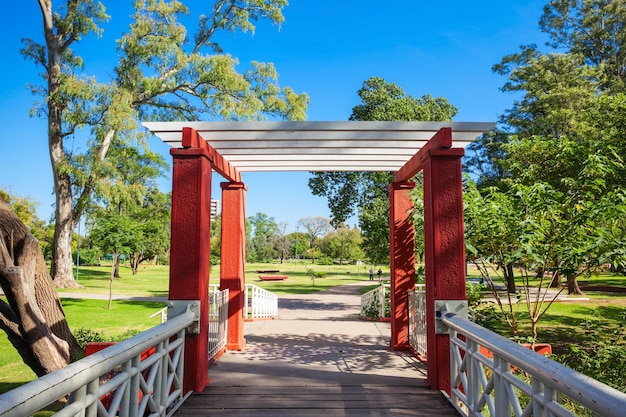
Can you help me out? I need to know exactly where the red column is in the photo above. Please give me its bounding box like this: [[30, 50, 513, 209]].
[[220, 181, 247, 350], [389, 181, 416, 351], [169, 146, 212, 393], [422, 148, 466, 393]]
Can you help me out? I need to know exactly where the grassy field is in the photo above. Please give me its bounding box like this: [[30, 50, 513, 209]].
[[0, 297, 168, 393]]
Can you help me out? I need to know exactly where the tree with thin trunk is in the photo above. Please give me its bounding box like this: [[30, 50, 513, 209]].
[[23, 0, 308, 288]]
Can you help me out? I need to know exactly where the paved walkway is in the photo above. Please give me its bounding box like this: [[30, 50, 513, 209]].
[[175, 281, 458, 416]]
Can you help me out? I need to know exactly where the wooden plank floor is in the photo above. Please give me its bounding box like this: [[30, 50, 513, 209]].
[[178, 385, 456, 416], [174, 283, 459, 416]]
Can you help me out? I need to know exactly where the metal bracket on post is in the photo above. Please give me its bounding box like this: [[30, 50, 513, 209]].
[[167, 300, 201, 334], [435, 300, 468, 334]]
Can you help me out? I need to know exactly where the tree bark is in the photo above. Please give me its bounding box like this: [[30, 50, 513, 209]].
[[113, 254, 121, 278], [566, 275, 584, 295], [504, 263, 516, 293], [0, 200, 81, 376], [549, 271, 563, 288], [40, 0, 79, 289]]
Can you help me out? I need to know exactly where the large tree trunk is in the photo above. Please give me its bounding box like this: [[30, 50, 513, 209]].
[[50, 194, 79, 288], [0, 200, 82, 377], [566, 275, 584, 295], [113, 254, 121, 278], [504, 263, 516, 293], [549, 271, 563, 288]]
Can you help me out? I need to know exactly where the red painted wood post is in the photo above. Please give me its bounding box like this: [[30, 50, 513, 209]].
[[389, 181, 416, 351], [220, 181, 247, 350], [169, 128, 212, 393], [422, 147, 466, 393]]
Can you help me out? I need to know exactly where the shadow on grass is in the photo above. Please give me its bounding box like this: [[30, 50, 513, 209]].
[[0, 381, 31, 394], [146, 290, 169, 298], [60, 298, 166, 309]]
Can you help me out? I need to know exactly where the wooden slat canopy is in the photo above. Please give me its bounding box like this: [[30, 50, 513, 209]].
[[143, 121, 495, 172]]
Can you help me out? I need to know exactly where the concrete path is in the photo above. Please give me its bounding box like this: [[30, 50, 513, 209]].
[[175, 281, 458, 416]]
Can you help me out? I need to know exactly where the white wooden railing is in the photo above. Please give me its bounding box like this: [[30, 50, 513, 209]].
[[245, 284, 278, 319], [360, 283, 390, 319], [208, 287, 229, 359], [407, 284, 427, 357], [439, 309, 626, 417], [0, 305, 197, 417]]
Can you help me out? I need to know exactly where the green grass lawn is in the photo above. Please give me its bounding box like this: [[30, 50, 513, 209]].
[[57, 264, 170, 297], [0, 297, 167, 394], [243, 261, 371, 294]]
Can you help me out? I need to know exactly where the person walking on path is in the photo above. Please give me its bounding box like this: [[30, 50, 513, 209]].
[[377, 268, 382, 281], [369, 267, 374, 281]]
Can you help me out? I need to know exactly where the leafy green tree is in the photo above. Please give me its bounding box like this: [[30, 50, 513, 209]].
[[494, 51, 600, 137], [288, 231, 308, 261], [0, 188, 48, 247], [24, 0, 308, 288], [247, 212, 280, 262], [539, 0, 626, 92], [89, 211, 140, 308], [309, 77, 457, 264], [210, 214, 222, 266], [464, 3, 626, 300], [320, 224, 364, 265], [358, 197, 389, 265], [464, 130, 512, 190], [466, 178, 626, 342], [468, 0, 626, 188], [126, 189, 171, 274], [88, 141, 167, 277]]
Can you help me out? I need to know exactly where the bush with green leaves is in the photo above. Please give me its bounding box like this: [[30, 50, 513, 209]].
[[465, 283, 484, 308], [554, 317, 626, 394], [316, 256, 334, 265]]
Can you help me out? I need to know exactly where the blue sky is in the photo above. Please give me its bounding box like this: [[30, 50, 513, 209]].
[[0, 1, 548, 231]]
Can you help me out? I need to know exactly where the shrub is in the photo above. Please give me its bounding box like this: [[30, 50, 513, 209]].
[[465, 283, 484, 308], [555, 319, 626, 394], [317, 256, 334, 265]]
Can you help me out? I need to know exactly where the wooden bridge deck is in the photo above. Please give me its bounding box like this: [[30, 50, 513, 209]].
[[174, 283, 459, 416]]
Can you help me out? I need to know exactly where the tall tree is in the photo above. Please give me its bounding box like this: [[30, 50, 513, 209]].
[[296, 216, 332, 249], [320, 224, 363, 265], [126, 189, 171, 274], [273, 222, 291, 263], [309, 77, 457, 264], [87, 141, 167, 277], [247, 212, 280, 262], [539, 0, 626, 92], [464, 2, 626, 296], [23, 0, 308, 287]]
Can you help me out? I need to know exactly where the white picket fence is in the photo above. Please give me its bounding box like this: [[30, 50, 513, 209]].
[[245, 283, 278, 319], [208, 287, 229, 359], [360, 283, 390, 319]]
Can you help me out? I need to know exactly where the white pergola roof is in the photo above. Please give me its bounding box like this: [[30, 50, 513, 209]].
[[143, 121, 495, 172]]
